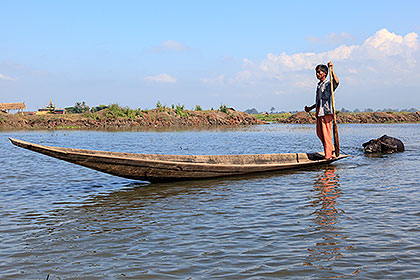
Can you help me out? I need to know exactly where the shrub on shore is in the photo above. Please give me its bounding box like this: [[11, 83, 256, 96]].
[[91, 105, 108, 113], [156, 101, 168, 112], [65, 101, 90, 114], [175, 104, 189, 117], [254, 113, 293, 122], [105, 104, 141, 120], [219, 104, 228, 114]]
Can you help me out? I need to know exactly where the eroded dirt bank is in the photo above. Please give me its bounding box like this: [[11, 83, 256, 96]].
[[0, 108, 264, 130], [2, 110, 419, 130], [276, 111, 420, 124]]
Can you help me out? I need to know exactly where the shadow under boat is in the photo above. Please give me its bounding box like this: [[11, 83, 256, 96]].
[[9, 137, 349, 183], [73, 165, 344, 215]]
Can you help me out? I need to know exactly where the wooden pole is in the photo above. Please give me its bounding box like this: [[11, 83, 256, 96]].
[[329, 65, 340, 157]]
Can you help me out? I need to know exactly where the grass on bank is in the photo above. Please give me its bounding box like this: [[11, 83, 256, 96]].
[[100, 103, 231, 119], [102, 104, 143, 120], [253, 113, 293, 122], [61, 101, 235, 118]]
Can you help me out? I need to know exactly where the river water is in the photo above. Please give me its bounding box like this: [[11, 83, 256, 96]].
[[1, 124, 419, 279]]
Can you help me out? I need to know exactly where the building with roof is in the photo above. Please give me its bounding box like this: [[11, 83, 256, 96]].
[[0, 102, 26, 113]]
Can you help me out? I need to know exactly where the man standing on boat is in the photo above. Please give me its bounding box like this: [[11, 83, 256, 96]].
[[304, 61, 339, 160]]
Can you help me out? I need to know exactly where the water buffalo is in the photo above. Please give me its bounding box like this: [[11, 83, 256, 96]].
[[362, 135, 405, 154]]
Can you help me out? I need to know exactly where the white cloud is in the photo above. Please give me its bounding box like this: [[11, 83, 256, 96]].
[[274, 89, 286, 95], [229, 70, 253, 84], [227, 28, 420, 85], [200, 71, 255, 86], [293, 80, 313, 89], [149, 40, 190, 52], [328, 32, 356, 43], [200, 74, 225, 85], [307, 31, 356, 45], [161, 40, 189, 51], [144, 73, 176, 83], [242, 58, 255, 68], [199, 28, 420, 110], [0, 73, 17, 81]]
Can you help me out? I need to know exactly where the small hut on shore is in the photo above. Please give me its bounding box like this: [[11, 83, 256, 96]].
[[0, 102, 26, 113]]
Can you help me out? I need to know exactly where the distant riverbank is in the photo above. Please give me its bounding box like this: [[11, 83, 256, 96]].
[[254, 111, 420, 124], [0, 107, 263, 130], [2, 109, 420, 130]]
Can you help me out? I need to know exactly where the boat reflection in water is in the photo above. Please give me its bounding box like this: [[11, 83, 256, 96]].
[[305, 167, 360, 276]]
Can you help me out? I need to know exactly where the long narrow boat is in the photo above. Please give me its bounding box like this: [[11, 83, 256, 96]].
[[9, 138, 349, 183]]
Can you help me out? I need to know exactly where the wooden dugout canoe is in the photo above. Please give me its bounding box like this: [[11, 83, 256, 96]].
[[9, 138, 349, 183]]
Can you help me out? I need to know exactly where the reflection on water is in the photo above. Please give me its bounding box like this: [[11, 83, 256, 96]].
[[305, 167, 360, 277], [2, 124, 420, 279]]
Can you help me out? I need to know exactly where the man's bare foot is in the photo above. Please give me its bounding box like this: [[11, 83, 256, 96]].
[[326, 152, 337, 160]]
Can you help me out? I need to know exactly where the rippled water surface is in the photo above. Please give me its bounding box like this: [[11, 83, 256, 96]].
[[1, 124, 419, 279]]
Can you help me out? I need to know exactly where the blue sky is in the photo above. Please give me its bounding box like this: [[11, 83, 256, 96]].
[[1, 0, 420, 111]]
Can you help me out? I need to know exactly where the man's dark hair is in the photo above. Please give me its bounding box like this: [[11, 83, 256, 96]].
[[315, 64, 328, 74]]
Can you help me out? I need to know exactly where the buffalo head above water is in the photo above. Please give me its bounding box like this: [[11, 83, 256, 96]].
[[362, 135, 404, 154]]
